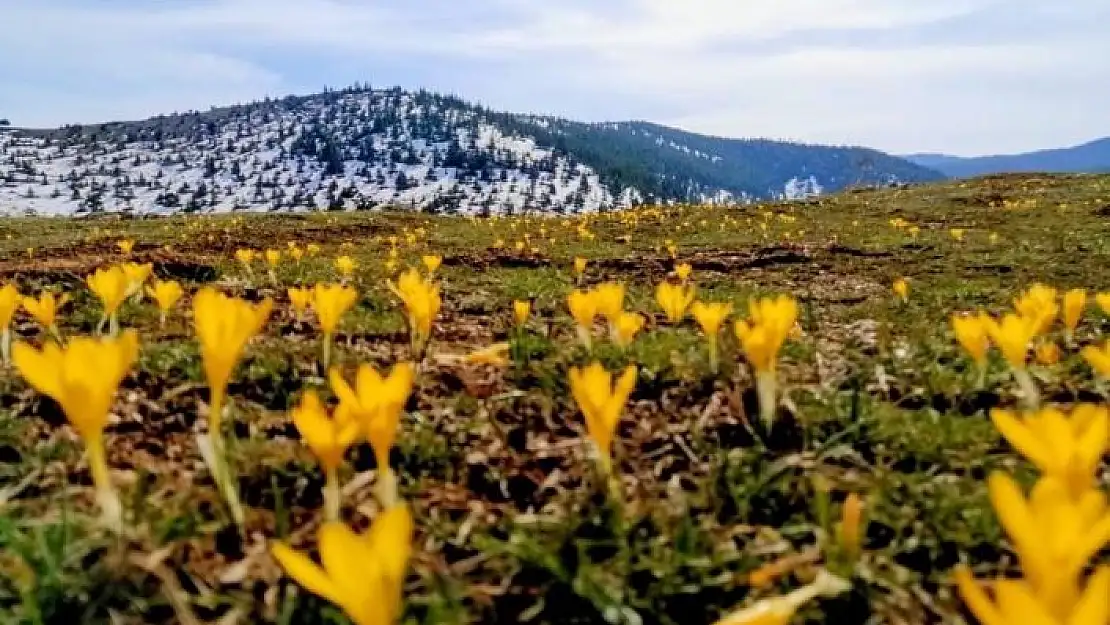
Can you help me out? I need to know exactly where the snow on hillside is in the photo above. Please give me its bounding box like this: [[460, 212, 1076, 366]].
[[0, 90, 635, 217]]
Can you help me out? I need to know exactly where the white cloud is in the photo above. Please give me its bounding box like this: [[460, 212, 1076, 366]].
[[0, 0, 1106, 154]]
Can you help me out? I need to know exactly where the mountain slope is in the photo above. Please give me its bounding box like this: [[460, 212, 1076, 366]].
[[0, 85, 941, 216], [904, 137, 1110, 178]]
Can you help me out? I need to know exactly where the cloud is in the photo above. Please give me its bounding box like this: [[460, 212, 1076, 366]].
[[0, 0, 1106, 154]]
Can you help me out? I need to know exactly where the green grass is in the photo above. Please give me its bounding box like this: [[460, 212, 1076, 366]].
[[1, 173, 1109, 624]]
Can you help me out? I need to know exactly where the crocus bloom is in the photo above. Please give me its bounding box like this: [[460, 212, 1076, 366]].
[[291, 390, 360, 521], [264, 249, 281, 268], [289, 246, 305, 262], [271, 506, 413, 625], [22, 292, 69, 332], [892, 278, 909, 302], [513, 300, 531, 327], [329, 361, 415, 507], [675, 263, 693, 282], [952, 313, 990, 367], [235, 248, 256, 267], [389, 269, 440, 356], [985, 313, 1037, 371], [422, 255, 442, 274], [957, 473, 1110, 619], [839, 493, 864, 562], [593, 283, 625, 322], [1063, 288, 1086, 337], [147, 279, 184, 328], [465, 343, 510, 366], [12, 330, 139, 527], [568, 362, 636, 474], [307, 243, 321, 256], [87, 266, 129, 333], [950, 228, 965, 241], [288, 287, 312, 318], [120, 262, 153, 299], [192, 288, 273, 432], [1097, 292, 1110, 315], [573, 257, 588, 275], [734, 296, 798, 426], [656, 281, 696, 324], [0, 283, 19, 364], [335, 255, 357, 278], [956, 565, 1110, 625], [311, 284, 358, 337], [991, 406, 1109, 499], [1082, 340, 1110, 378], [1035, 343, 1061, 366], [567, 289, 598, 347], [1014, 284, 1059, 336], [117, 239, 135, 255], [691, 301, 732, 371], [613, 312, 645, 347]]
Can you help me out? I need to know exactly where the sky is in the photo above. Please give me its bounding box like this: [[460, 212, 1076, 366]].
[[0, 0, 1106, 156]]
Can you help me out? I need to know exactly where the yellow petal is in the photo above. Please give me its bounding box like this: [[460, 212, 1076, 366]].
[[270, 542, 343, 606], [953, 567, 1007, 625]]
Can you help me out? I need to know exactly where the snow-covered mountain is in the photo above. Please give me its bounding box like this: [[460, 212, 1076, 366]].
[[0, 86, 942, 216]]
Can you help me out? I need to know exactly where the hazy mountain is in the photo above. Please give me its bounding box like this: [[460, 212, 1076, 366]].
[[0, 85, 942, 216], [904, 137, 1110, 178]]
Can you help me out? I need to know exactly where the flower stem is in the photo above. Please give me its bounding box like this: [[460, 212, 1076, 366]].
[[85, 435, 122, 530], [1, 326, 10, 366], [108, 312, 119, 338], [708, 337, 719, 374], [159, 311, 167, 329], [756, 370, 778, 429], [323, 465, 341, 522], [1013, 368, 1040, 409], [321, 333, 332, 372], [376, 467, 398, 509]]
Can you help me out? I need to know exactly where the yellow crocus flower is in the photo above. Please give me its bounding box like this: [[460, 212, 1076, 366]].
[[985, 313, 1037, 370], [271, 506, 413, 625], [513, 300, 531, 327], [950, 228, 965, 241], [329, 362, 415, 507], [568, 362, 636, 474], [12, 330, 139, 526], [1082, 340, 1110, 378], [288, 286, 312, 318], [116, 239, 135, 255], [567, 289, 598, 347], [192, 288, 272, 431], [573, 256, 588, 276], [991, 406, 1109, 499], [291, 390, 360, 521], [1035, 343, 1061, 366], [734, 295, 798, 426], [1015, 284, 1059, 336], [120, 262, 153, 299], [289, 246, 305, 262], [22, 291, 69, 332], [422, 255, 442, 274], [264, 249, 281, 268], [86, 266, 129, 332], [655, 281, 695, 324], [389, 269, 441, 356], [691, 301, 732, 371], [613, 312, 644, 347], [146, 279, 184, 328], [1063, 289, 1086, 337], [335, 255, 357, 278], [892, 278, 909, 302], [675, 263, 693, 282], [1097, 292, 1110, 315], [955, 565, 1110, 625], [959, 473, 1110, 620], [593, 282, 625, 322], [952, 312, 990, 367], [306, 243, 321, 256], [311, 283, 358, 337], [838, 493, 864, 562], [0, 283, 20, 364]]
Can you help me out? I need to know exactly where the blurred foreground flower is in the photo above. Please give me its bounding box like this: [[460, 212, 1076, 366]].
[[1063, 289, 1086, 340], [13, 331, 139, 529], [714, 570, 850, 625], [120, 262, 152, 301], [991, 405, 1108, 499], [1014, 284, 1058, 336], [1082, 341, 1110, 378], [271, 506, 413, 625], [287, 286, 311, 319]]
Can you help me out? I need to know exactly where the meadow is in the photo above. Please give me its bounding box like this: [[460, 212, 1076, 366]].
[[1, 173, 1110, 625]]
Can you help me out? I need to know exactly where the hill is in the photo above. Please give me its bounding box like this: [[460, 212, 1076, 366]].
[[904, 137, 1110, 177], [0, 85, 941, 216]]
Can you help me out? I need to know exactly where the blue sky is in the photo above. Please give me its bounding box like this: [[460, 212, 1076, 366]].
[[1, 0, 1106, 156]]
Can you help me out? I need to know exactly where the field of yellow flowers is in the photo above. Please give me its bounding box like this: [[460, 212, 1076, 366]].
[[1, 173, 1110, 625]]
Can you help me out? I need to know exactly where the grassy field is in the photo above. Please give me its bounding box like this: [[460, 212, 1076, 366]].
[[1, 173, 1109, 625]]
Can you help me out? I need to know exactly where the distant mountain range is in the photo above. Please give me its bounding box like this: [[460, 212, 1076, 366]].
[[904, 137, 1110, 178], [0, 85, 941, 216]]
